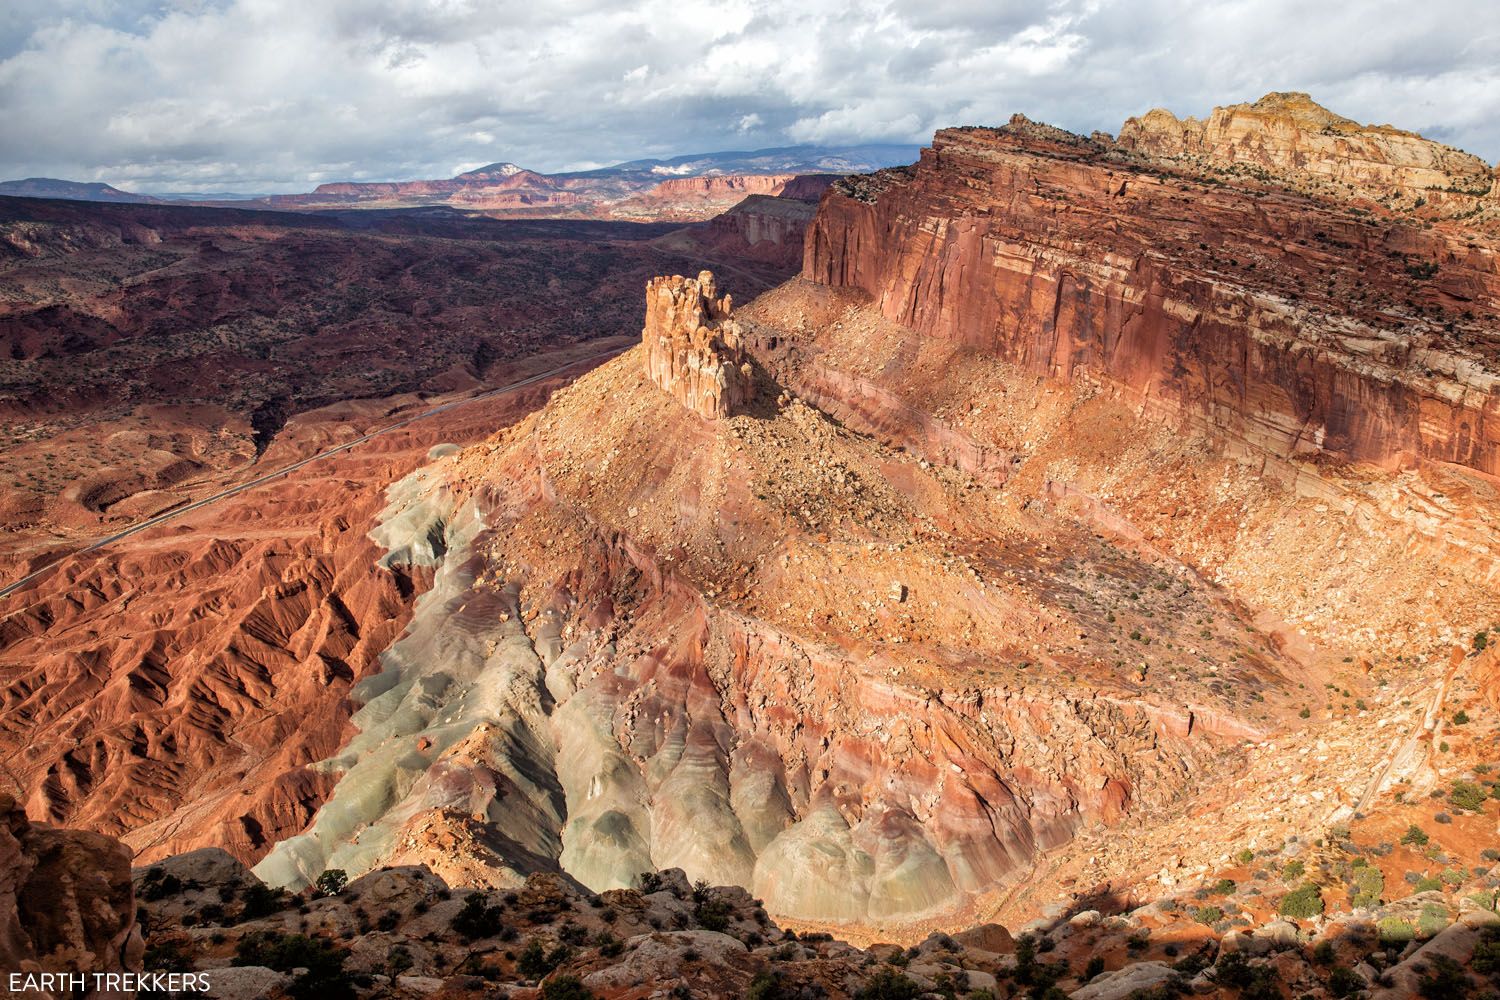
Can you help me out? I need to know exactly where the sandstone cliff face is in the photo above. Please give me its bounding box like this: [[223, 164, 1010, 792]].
[[641, 271, 752, 419], [804, 111, 1500, 484], [644, 174, 798, 199], [698, 195, 818, 269], [0, 794, 141, 985], [1116, 92, 1496, 217]]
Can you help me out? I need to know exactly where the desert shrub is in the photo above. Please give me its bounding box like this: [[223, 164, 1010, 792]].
[[1349, 862, 1385, 908], [517, 940, 572, 979], [541, 974, 595, 1000], [1415, 875, 1444, 892], [139, 869, 184, 902], [1378, 916, 1415, 946], [1401, 825, 1430, 847], [233, 932, 352, 1000], [1283, 860, 1306, 882], [1210, 878, 1237, 895], [1279, 883, 1324, 919], [637, 871, 664, 894], [1236, 848, 1255, 865], [237, 883, 288, 922], [854, 969, 921, 1000], [452, 894, 505, 940], [313, 869, 348, 897], [1473, 925, 1500, 975], [1172, 952, 1209, 976], [1083, 956, 1106, 981], [1194, 905, 1224, 925], [746, 970, 787, 1000], [1450, 781, 1487, 812], [1417, 954, 1472, 998], [1327, 966, 1365, 998], [1417, 903, 1451, 938], [1213, 951, 1281, 999]]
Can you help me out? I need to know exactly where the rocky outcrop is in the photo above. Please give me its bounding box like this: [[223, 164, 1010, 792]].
[[778, 174, 839, 202], [804, 104, 1500, 480], [641, 271, 753, 418], [1116, 92, 1495, 217], [0, 793, 141, 983]]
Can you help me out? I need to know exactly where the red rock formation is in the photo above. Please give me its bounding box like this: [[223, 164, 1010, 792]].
[[641, 271, 752, 418], [697, 195, 817, 269], [643, 174, 798, 200], [777, 174, 839, 202], [1117, 92, 1496, 219], [0, 793, 141, 983], [803, 108, 1500, 479]]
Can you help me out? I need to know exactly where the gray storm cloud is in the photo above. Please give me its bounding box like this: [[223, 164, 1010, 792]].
[[1, 0, 1496, 192]]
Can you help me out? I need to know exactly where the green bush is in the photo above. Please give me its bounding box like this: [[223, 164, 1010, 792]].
[[452, 894, 505, 940], [313, 869, 349, 898], [1400, 824, 1430, 847], [1473, 925, 1500, 975], [517, 940, 572, 979], [1236, 848, 1255, 865], [1378, 916, 1415, 946], [237, 883, 288, 922], [1418, 903, 1452, 938], [1278, 883, 1324, 919], [233, 932, 352, 1000], [541, 975, 595, 1000], [1450, 780, 1487, 811], [1209, 878, 1236, 895], [1282, 859, 1306, 882], [746, 970, 787, 1000], [1193, 905, 1224, 925], [1327, 966, 1365, 998], [1416, 954, 1472, 998], [854, 969, 922, 1000], [1350, 864, 1385, 908]]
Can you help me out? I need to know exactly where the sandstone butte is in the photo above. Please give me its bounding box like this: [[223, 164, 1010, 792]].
[[3, 92, 1500, 1000]]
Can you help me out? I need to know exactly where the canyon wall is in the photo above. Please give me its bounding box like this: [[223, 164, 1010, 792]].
[[803, 98, 1500, 481]]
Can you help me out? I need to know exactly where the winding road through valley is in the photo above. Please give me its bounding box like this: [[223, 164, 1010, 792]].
[[0, 346, 627, 603]]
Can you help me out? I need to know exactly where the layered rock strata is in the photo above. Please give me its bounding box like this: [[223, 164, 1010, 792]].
[[641, 271, 753, 418], [804, 98, 1500, 483]]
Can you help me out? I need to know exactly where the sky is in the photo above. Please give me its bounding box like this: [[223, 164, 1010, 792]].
[[1, 0, 1497, 194]]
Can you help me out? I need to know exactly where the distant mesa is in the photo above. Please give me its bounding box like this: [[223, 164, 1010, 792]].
[[0, 177, 159, 204]]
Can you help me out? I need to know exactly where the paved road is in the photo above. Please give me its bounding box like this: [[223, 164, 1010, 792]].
[[0, 347, 626, 603]]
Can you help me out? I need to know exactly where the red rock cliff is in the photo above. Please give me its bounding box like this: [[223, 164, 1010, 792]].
[[803, 106, 1500, 478]]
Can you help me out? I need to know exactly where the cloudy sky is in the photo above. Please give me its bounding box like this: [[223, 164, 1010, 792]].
[[2, 0, 1497, 193]]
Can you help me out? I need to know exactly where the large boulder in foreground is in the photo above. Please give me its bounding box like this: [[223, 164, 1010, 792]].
[[0, 793, 141, 991]]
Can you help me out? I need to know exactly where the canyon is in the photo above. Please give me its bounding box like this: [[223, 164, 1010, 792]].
[[3, 92, 1500, 999]]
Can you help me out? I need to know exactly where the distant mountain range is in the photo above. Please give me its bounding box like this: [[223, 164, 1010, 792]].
[[0, 178, 161, 204], [0, 144, 920, 216]]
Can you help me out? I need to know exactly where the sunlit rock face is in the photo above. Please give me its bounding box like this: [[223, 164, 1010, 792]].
[[641, 271, 753, 419], [804, 99, 1500, 481]]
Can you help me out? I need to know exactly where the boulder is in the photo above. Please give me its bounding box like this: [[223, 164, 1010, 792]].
[[1070, 961, 1178, 1000]]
